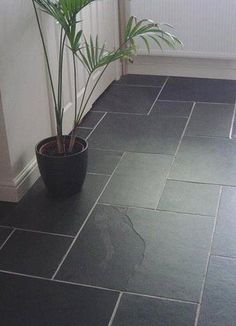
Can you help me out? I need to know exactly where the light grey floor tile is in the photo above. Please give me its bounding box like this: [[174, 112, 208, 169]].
[[170, 137, 236, 186], [158, 180, 220, 216], [100, 152, 173, 208]]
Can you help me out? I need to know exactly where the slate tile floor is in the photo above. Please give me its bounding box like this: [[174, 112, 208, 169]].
[[1, 75, 236, 325]]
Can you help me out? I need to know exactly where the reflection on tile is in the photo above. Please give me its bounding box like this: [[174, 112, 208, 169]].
[[158, 180, 220, 216], [198, 256, 236, 326], [159, 77, 236, 103], [0, 272, 118, 326], [56, 205, 214, 301], [0, 175, 109, 236], [186, 103, 234, 137], [100, 152, 172, 208], [89, 113, 187, 155], [92, 84, 160, 114], [0, 230, 72, 277], [113, 294, 197, 326], [212, 187, 236, 257], [170, 137, 236, 186]]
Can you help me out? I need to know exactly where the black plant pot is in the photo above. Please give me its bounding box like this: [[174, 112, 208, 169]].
[[36, 136, 88, 197]]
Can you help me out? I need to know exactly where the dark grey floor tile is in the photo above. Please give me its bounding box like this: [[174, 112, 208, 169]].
[[186, 103, 234, 137], [0, 230, 72, 277], [0, 174, 108, 236], [152, 100, 193, 117], [56, 205, 214, 301], [0, 272, 118, 326], [92, 84, 160, 114], [212, 187, 236, 257], [80, 111, 105, 128], [75, 127, 92, 139], [170, 137, 236, 186], [159, 77, 236, 103], [112, 294, 197, 326], [158, 180, 220, 216], [0, 201, 16, 219], [89, 114, 187, 155], [100, 152, 173, 208], [198, 256, 236, 326], [115, 74, 167, 87], [88, 149, 123, 175], [0, 227, 13, 248]]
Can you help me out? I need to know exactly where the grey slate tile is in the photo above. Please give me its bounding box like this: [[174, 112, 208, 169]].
[[56, 205, 214, 302], [112, 294, 197, 326], [152, 100, 193, 117], [170, 137, 236, 186], [159, 77, 236, 103], [89, 113, 187, 155], [100, 152, 173, 209], [198, 256, 236, 326], [186, 103, 234, 137], [80, 111, 105, 128], [75, 127, 92, 139], [212, 187, 236, 257], [0, 230, 72, 278], [0, 174, 109, 236], [158, 180, 220, 216], [115, 74, 167, 87], [87, 149, 123, 175], [92, 84, 160, 114], [0, 272, 118, 326], [0, 227, 13, 248]]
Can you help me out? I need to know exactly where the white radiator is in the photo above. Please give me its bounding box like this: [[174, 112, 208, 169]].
[[130, 0, 236, 59]]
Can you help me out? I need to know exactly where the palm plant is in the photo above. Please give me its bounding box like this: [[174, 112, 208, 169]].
[[32, 0, 182, 154]]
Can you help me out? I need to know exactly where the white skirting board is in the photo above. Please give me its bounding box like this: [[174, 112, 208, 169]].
[[0, 157, 39, 202], [128, 56, 236, 80]]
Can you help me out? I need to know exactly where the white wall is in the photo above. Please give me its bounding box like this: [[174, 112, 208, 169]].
[[0, 0, 120, 202], [128, 0, 236, 79]]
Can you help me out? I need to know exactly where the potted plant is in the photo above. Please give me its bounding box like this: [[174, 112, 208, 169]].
[[32, 0, 182, 197]]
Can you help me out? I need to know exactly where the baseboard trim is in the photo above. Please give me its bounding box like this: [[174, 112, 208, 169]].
[[128, 56, 236, 80], [0, 157, 39, 202]]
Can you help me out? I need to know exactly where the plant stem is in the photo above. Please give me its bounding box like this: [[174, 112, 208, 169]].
[[31, 0, 57, 110]]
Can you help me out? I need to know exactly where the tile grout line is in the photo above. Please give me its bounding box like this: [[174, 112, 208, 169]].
[[211, 254, 236, 261], [194, 186, 223, 326], [167, 177, 236, 188], [0, 229, 16, 252], [113, 83, 165, 88], [229, 102, 236, 139], [0, 269, 199, 305], [155, 102, 196, 210], [0, 227, 74, 239], [147, 77, 169, 115], [86, 112, 107, 140], [51, 152, 127, 280], [108, 292, 123, 326]]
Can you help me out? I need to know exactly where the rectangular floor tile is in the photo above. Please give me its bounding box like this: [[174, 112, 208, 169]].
[[198, 256, 236, 326], [56, 205, 214, 301], [158, 180, 220, 216], [0, 174, 109, 236], [80, 111, 105, 128], [212, 187, 236, 257], [100, 152, 173, 208], [0, 272, 118, 326], [112, 294, 197, 326], [152, 100, 193, 117], [87, 149, 123, 175], [159, 77, 236, 103], [170, 137, 236, 186], [186, 103, 234, 137], [0, 227, 13, 248], [89, 113, 187, 155], [92, 84, 160, 114], [0, 230, 72, 277], [115, 74, 167, 87]]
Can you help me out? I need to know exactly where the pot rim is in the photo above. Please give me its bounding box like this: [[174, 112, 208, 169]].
[[35, 136, 88, 159]]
